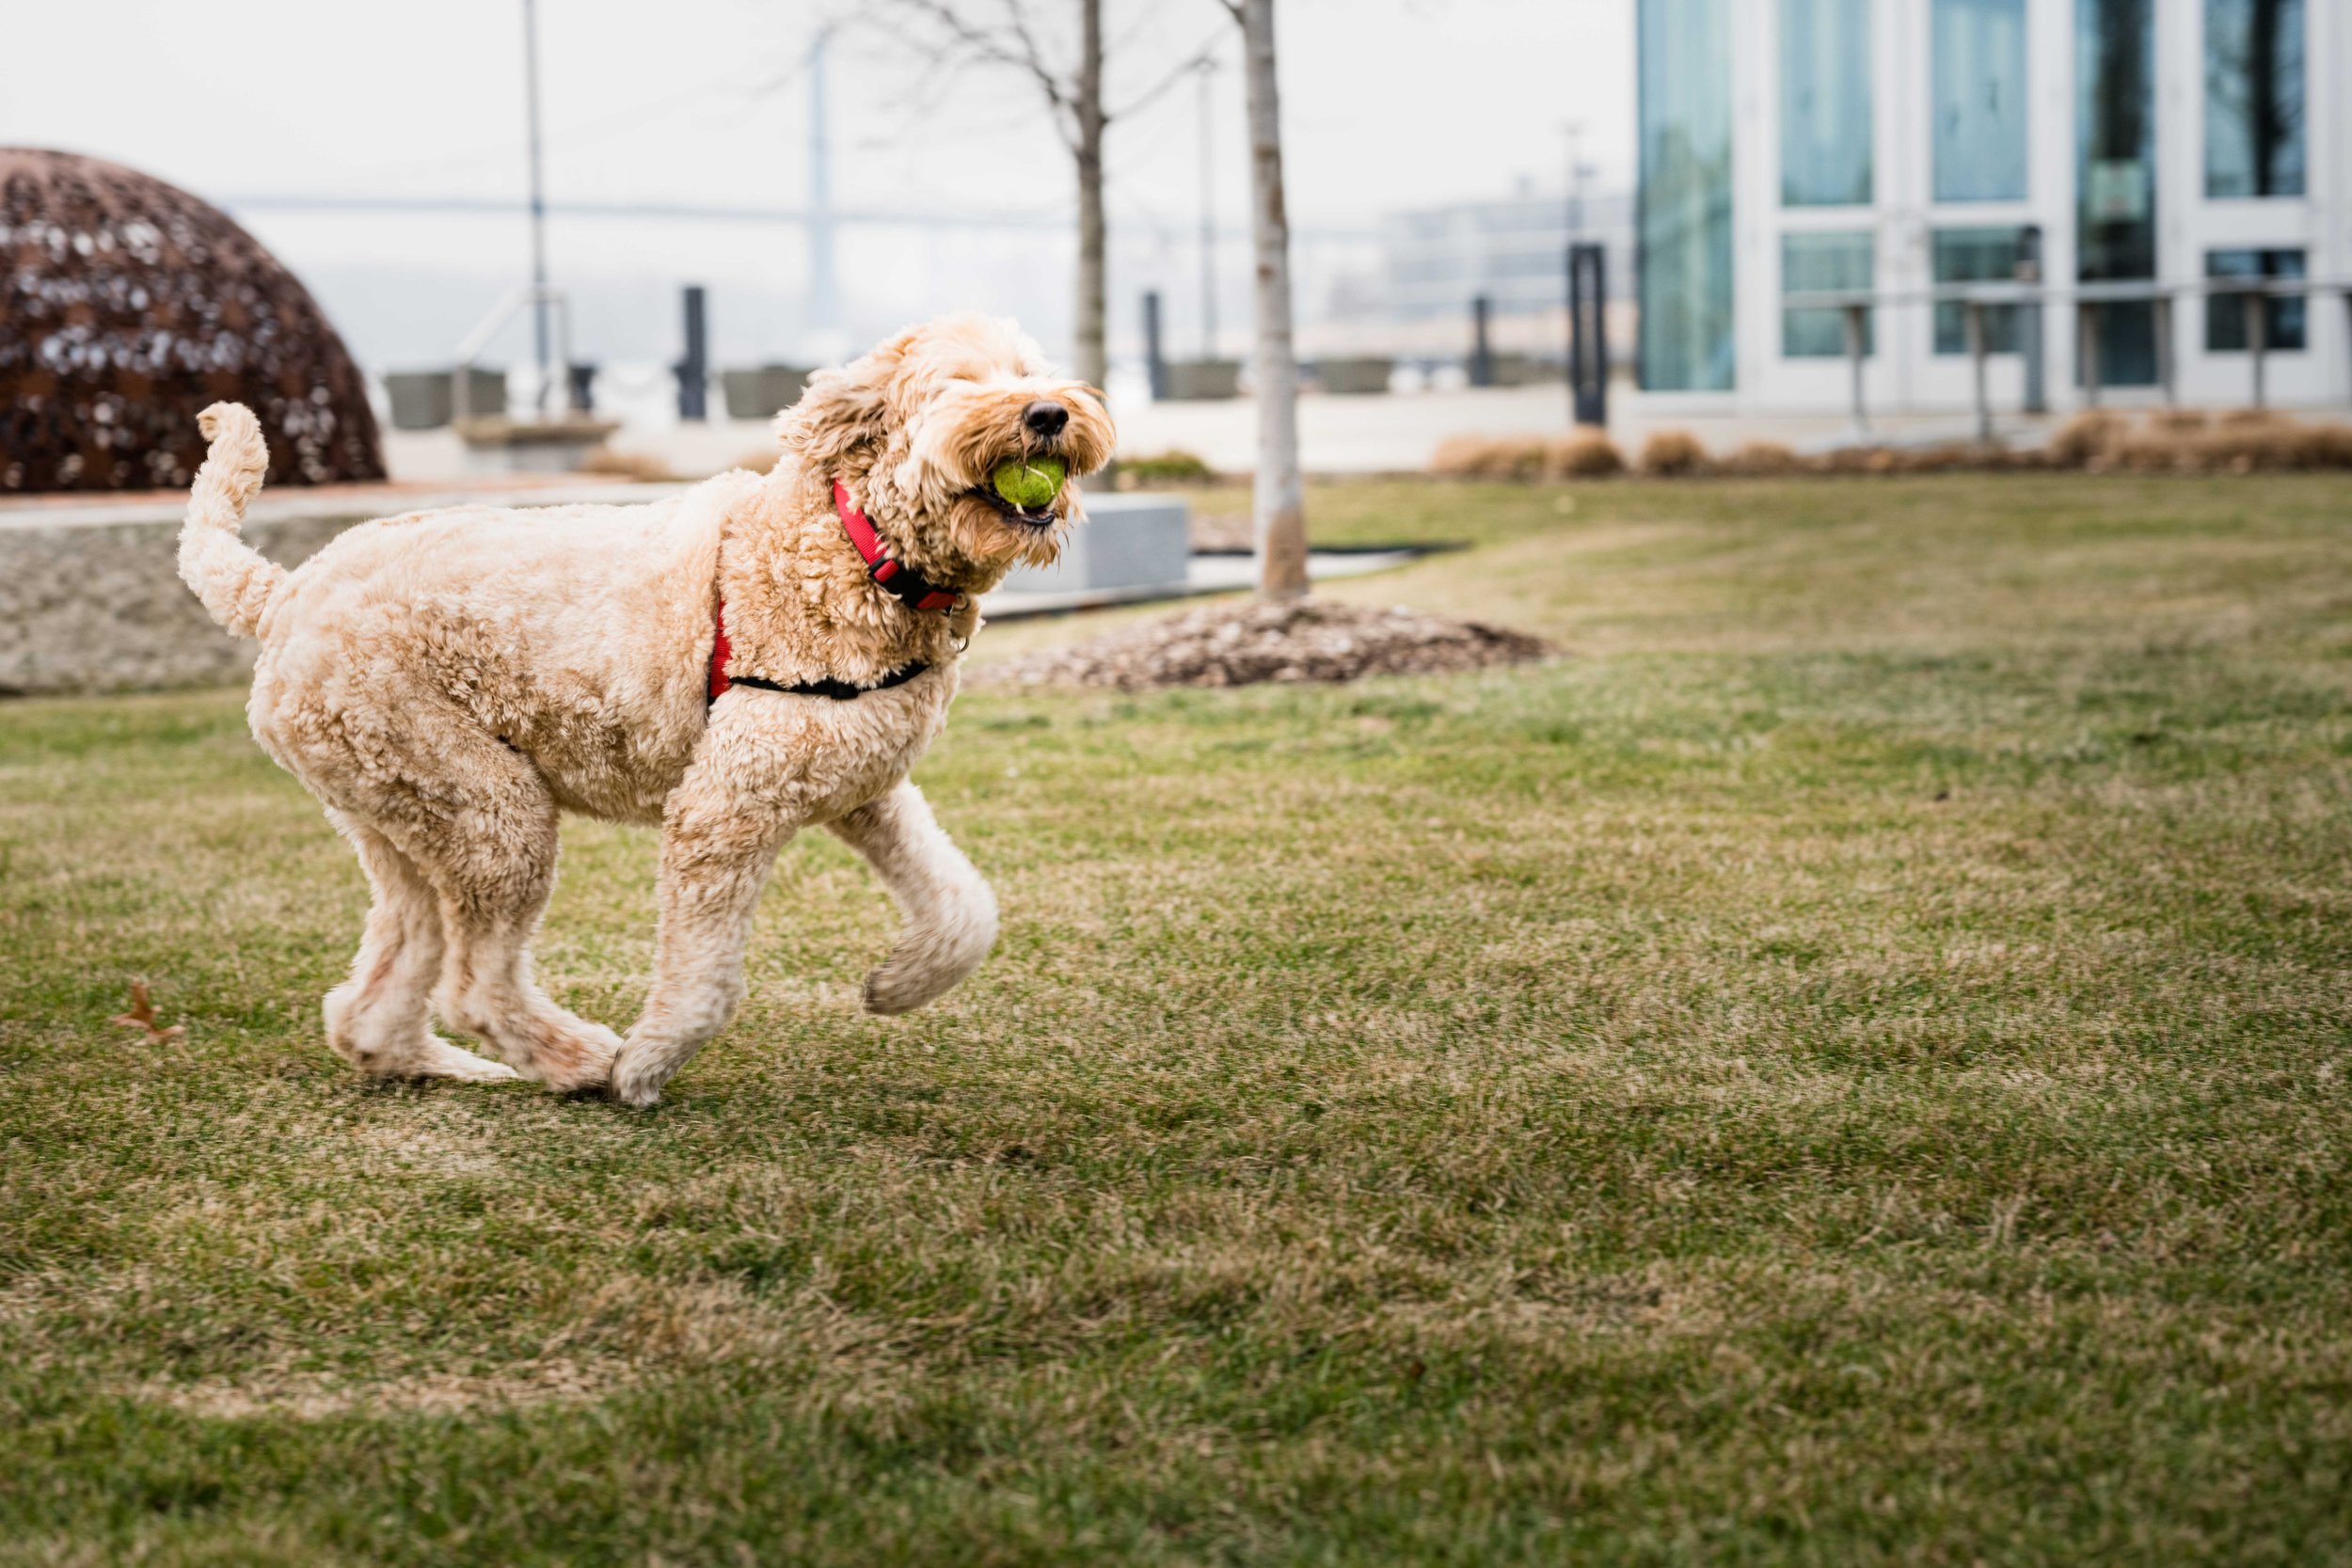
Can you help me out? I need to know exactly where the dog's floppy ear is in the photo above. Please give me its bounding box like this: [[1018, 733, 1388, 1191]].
[[776, 328, 916, 475]]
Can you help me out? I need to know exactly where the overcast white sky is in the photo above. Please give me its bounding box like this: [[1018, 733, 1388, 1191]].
[[0, 0, 1634, 369]]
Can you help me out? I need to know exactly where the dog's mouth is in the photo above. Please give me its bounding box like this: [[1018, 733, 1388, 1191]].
[[968, 486, 1058, 527], [969, 454, 1068, 528]]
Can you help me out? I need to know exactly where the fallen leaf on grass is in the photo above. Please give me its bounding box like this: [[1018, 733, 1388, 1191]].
[[111, 980, 186, 1043]]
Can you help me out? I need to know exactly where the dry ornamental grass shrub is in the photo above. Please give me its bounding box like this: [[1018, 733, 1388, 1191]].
[[2047, 411, 2127, 467], [1428, 435, 1541, 481], [1430, 410, 2352, 483], [1546, 428, 1626, 478], [1431, 433, 1624, 482], [1638, 430, 1708, 476], [1723, 440, 1802, 476]]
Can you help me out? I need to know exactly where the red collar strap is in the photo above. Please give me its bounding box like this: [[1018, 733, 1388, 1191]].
[[834, 480, 963, 615], [707, 481, 960, 703]]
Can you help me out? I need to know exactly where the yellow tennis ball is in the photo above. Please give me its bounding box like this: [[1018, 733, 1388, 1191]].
[[991, 455, 1067, 510]]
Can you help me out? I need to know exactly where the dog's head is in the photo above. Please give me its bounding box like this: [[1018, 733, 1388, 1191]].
[[775, 313, 1116, 590]]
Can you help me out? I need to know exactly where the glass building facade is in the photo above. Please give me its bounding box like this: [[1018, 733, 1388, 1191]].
[[2076, 0, 2159, 386], [2206, 248, 2308, 350], [1630, 0, 2343, 410], [2204, 0, 2305, 198], [1933, 0, 2031, 201], [1782, 232, 1876, 356], [1636, 0, 1736, 391], [1781, 0, 1874, 207], [1932, 228, 2029, 353]]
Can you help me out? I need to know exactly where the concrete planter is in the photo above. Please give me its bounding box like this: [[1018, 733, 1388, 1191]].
[[996, 495, 1189, 596], [1162, 359, 1242, 401], [384, 369, 507, 430], [722, 365, 813, 420], [454, 416, 622, 475], [1313, 356, 1396, 396], [1489, 353, 1557, 388]]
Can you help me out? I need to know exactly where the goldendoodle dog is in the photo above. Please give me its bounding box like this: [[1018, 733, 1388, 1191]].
[[178, 313, 1112, 1107]]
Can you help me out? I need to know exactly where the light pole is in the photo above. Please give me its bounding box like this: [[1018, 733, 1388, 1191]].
[[1196, 56, 1217, 360], [521, 0, 552, 417], [807, 24, 842, 355], [1562, 120, 1582, 425]]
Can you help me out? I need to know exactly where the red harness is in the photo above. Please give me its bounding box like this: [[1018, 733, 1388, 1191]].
[[708, 480, 961, 702]]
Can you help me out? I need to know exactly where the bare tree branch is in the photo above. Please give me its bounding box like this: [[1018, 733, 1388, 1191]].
[[998, 0, 1075, 115], [885, 0, 1078, 148], [1105, 25, 1227, 122]]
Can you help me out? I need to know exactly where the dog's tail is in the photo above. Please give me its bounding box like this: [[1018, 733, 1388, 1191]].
[[177, 403, 285, 639]]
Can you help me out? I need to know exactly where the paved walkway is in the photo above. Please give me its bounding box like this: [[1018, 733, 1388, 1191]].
[[984, 549, 1417, 620]]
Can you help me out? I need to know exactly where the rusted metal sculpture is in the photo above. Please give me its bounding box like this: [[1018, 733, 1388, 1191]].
[[1, 149, 385, 493]]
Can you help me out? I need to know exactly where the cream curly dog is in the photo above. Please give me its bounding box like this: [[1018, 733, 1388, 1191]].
[[179, 313, 1112, 1107]]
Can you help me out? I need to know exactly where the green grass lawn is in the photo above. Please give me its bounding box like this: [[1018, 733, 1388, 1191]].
[[4, 474, 2349, 1565]]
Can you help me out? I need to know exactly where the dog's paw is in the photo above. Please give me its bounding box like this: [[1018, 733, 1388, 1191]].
[[608, 1056, 667, 1111], [529, 1022, 621, 1094], [410, 1037, 525, 1084], [862, 965, 930, 1017]]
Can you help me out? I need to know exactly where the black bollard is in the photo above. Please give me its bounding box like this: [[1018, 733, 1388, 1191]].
[[675, 285, 707, 422]]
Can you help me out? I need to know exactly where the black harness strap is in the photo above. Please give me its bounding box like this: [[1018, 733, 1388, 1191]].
[[720, 660, 930, 704]]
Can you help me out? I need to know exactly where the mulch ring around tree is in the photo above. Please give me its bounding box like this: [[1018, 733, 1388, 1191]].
[[977, 597, 1554, 691]]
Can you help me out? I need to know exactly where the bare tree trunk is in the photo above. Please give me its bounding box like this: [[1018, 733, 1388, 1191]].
[[1072, 0, 1108, 390], [1238, 0, 1307, 598]]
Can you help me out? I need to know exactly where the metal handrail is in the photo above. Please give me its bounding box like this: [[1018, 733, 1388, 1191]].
[[451, 284, 574, 421], [1782, 275, 2350, 311], [1772, 276, 2350, 440]]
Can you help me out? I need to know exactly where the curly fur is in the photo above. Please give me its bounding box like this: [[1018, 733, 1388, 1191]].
[[179, 313, 1112, 1107]]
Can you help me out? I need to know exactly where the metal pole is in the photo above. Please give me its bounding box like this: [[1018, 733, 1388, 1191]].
[[2017, 225, 2046, 415], [521, 0, 552, 418], [1197, 58, 1216, 359], [2248, 284, 2268, 409], [2079, 303, 2102, 408], [1562, 119, 1582, 428], [807, 26, 840, 342], [1470, 294, 1494, 388], [1966, 300, 1991, 445], [2155, 293, 2175, 406], [1142, 289, 1167, 400], [1843, 303, 1868, 437]]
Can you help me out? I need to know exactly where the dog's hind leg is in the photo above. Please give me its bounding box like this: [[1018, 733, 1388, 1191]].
[[827, 781, 998, 1017], [411, 772, 621, 1095], [322, 813, 519, 1083]]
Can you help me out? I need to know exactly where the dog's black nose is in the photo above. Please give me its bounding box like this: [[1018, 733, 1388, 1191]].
[[1023, 400, 1070, 438]]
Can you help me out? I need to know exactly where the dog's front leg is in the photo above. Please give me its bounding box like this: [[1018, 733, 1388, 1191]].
[[828, 780, 1000, 1015], [610, 759, 802, 1109]]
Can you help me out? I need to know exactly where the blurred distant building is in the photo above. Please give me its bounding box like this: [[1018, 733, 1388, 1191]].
[[1384, 187, 1634, 321], [1379, 186, 1636, 365], [1634, 0, 2348, 413]]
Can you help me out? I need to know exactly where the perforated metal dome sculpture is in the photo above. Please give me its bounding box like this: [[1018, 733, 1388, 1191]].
[[1, 148, 385, 493]]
